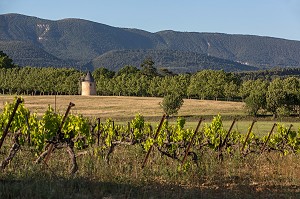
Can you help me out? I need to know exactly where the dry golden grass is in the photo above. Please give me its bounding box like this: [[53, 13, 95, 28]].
[[1, 95, 300, 134], [0, 95, 246, 119]]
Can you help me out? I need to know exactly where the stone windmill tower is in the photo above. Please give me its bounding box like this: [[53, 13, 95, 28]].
[[81, 71, 97, 96]]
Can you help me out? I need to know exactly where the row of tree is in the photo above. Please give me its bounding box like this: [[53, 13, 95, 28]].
[[1, 51, 300, 117], [241, 78, 300, 117], [94, 67, 240, 100], [0, 67, 80, 95], [1, 65, 300, 117]]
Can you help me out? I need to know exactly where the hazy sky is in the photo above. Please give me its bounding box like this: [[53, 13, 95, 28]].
[[1, 0, 300, 41]]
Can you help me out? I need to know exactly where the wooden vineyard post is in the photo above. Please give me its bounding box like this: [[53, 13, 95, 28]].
[[128, 122, 131, 134], [241, 120, 256, 153], [218, 119, 236, 160], [220, 118, 236, 149], [43, 144, 54, 165], [0, 132, 21, 170], [287, 124, 293, 136], [181, 118, 203, 165], [0, 98, 23, 150], [97, 118, 100, 146], [44, 102, 75, 164], [25, 112, 31, 145], [141, 114, 166, 169], [260, 123, 277, 154]]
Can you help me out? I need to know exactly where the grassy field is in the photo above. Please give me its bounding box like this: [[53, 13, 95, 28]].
[[1, 95, 300, 198], [1, 95, 299, 135], [0, 95, 246, 119]]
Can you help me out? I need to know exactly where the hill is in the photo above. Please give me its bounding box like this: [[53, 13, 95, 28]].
[[1, 13, 300, 72], [156, 31, 300, 68], [0, 40, 75, 67], [86, 49, 258, 73]]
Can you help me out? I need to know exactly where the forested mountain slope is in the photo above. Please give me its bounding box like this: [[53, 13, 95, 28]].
[[0, 41, 74, 67], [1, 13, 300, 72], [86, 49, 258, 73]]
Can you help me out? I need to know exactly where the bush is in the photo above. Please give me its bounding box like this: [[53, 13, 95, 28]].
[[160, 94, 184, 116]]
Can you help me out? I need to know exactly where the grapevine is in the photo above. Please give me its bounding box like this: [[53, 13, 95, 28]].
[[2, 98, 300, 173]]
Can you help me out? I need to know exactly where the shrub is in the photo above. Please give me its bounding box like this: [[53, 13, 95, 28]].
[[160, 94, 184, 116]]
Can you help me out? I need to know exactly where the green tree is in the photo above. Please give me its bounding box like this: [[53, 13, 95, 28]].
[[224, 81, 239, 100], [93, 67, 115, 79], [283, 77, 300, 116], [187, 70, 230, 100], [158, 67, 174, 76], [140, 57, 159, 78], [187, 70, 211, 99], [240, 79, 268, 116], [240, 79, 268, 100], [115, 65, 139, 76], [148, 76, 161, 97], [157, 75, 189, 97], [245, 91, 266, 116], [266, 78, 286, 118], [0, 51, 16, 69], [160, 94, 184, 116]]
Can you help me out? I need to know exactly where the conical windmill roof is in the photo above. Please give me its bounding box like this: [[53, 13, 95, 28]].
[[83, 71, 95, 82]]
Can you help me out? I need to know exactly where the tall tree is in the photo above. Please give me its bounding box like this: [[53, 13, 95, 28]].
[[115, 65, 140, 76], [283, 77, 300, 116], [93, 67, 115, 79], [187, 70, 231, 100], [140, 57, 159, 78], [0, 51, 16, 69], [245, 91, 266, 116], [240, 79, 268, 116], [266, 78, 286, 118]]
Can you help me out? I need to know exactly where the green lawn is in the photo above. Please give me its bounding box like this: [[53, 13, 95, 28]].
[[184, 120, 298, 136]]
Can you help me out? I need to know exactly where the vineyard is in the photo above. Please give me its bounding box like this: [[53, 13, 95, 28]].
[[1, 97, 300, 198]]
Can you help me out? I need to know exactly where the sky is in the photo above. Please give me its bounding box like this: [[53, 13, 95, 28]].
[[1, 0, 300, 41]]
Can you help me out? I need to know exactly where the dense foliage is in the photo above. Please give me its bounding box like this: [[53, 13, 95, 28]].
[[160, 94, 184, 116], [237, 68, 300, 81], [0, 98, 92, 155], [2, 99, 300, 171], [2, 63, 300, 117], [2, 50, 300, 117], [0, 67, 81, 95], [0, 51, 16, 69]]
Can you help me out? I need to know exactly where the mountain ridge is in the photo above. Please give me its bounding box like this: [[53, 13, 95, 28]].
[[1, 13, 300, 73], [86, 49, 258, 73]]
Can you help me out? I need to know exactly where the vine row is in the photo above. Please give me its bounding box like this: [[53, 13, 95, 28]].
[[1, 97, 300, 174]]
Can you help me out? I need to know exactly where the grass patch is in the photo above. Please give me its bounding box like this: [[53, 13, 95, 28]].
[[0, 95, 246, 120], [1, 143, 300, 198]]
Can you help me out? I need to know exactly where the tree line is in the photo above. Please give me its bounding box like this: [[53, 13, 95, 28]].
[[1, 51, 300, 117], [0, 67, 80, 95]]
